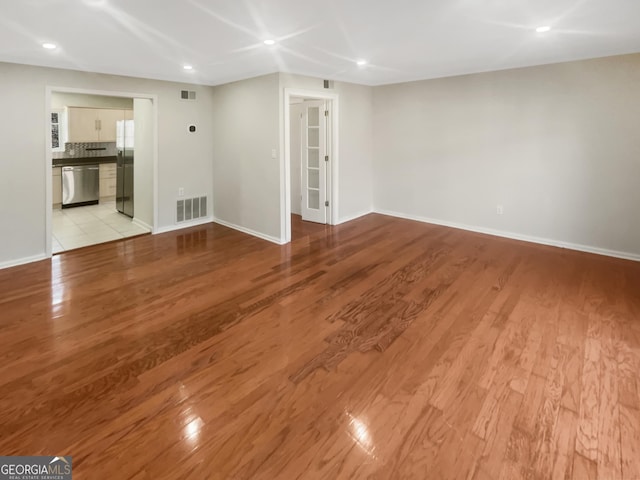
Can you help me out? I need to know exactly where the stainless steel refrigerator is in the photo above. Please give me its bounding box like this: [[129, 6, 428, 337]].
[[116, 119, 134, 217]]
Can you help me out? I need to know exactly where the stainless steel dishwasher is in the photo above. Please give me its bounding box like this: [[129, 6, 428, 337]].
[[62, 164, 100, 208]]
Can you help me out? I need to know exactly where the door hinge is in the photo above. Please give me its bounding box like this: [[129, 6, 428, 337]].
[[324, 155, 329, 162], [325, 110, 329, 117], [325, 201, 329, 207]]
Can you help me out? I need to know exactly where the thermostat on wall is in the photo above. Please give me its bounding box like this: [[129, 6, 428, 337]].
[[188, 124, 196, 132]]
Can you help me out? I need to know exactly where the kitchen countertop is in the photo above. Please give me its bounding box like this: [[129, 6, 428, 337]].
[[53, 156, 117, 167]]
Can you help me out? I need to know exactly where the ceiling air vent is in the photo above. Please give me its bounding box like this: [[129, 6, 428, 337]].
[[180, 90, 196, 100]]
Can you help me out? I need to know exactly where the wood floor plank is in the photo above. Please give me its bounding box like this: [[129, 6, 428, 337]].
[[557, 306, 588, 414], [617, 335, 640, 410], [597, 318, 622, 480], [550, 407, 578, 480], [0, 214, 638, 478], [425, 253, 522, 410], [619, 404, 640, 480], [473, 388, 523, 479], [576, 322, 602, 461], [529, 342, 571, 479], [499, 427, 533, 480], [573, 452, 599, 480], [509, 306, 543, 394]]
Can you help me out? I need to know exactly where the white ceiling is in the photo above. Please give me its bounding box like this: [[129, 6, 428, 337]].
[[2, 0, 640, 86]]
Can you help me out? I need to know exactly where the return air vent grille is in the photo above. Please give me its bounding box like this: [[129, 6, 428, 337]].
[[176, 196, 207, 223], [180, 90, 196, 100]]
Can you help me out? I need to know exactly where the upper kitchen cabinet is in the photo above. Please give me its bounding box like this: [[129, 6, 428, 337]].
[[67, 108, 133, 142], [98, 109, 125, 143], [67, 108, 99, 142]]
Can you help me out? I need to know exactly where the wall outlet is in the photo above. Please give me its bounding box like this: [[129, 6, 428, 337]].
[[271, 149, 277, 159], [178, 188, 184, 197], [496, 204, 504, 215]]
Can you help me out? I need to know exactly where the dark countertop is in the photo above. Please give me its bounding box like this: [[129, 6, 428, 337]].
[[53, 156, 117, 167]]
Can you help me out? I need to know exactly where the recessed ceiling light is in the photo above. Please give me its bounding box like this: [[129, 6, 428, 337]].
[[183, 65, 193, 70], [356, 59, 368, 66], [536, 25, 552, 33], [42, 43, 57, 49], [263, 39, 276, 46]]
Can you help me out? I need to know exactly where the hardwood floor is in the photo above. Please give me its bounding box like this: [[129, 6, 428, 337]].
[[1, 214, 639, 479], [291, 213, 330, 239]]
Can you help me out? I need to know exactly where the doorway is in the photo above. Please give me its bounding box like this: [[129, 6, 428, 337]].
[[45, 88, 158, 256], [283, 89, 339, 243]]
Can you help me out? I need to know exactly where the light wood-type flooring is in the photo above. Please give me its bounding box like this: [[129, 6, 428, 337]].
[[1, 214, 639, 479]]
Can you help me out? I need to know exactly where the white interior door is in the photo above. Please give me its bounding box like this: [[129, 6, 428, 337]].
[[301, 101, 327, 223]]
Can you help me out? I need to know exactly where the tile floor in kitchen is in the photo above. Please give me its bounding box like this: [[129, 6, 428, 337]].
[[52, 201, 150, 253]]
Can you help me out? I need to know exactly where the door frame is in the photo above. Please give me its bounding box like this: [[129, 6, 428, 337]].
[[44, 86, 159, 258], [282, 88, 339, 243]]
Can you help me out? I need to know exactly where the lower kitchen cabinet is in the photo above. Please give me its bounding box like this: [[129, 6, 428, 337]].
[[99, 163, 117, 199], [53, 167, 62, 205], [53, 163, 117, 205]]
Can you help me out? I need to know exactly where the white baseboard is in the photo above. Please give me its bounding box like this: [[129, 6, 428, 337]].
[[0, 253, 48, 270], [213, 217, 284, 245], [336, 209, 373, 225], [154, 216, 214, 235], [374, 209, 640, 262], [132, 218, 153, 232]]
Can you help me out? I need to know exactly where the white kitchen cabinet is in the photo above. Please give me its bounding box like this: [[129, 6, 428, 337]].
[[98, 109, 125, 142], [99, 163, 117, 199], [52, 167, 62, 205], [67, 108, 133, 143], [68, 108, 100, 142]]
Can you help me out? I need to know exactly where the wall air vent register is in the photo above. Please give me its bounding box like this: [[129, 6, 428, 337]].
[[176, 196, 207, 223]]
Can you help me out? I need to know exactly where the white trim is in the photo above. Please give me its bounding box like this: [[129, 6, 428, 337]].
[[214, 217, 285, 245], [151, 98, 159, 234], [0, 254, 48, 270], [154, 216, 214, 234], [375, 209, 640, 263], [47, 86, 157, 100], [338, 209, 373, 225], [132, 218, 153, 232], [44, 86, 159, 258], [283, 88, 339, 245], [45, 88, 53, 258]]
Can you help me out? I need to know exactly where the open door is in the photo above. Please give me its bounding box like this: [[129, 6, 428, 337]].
[[300, 101, 327, 224]]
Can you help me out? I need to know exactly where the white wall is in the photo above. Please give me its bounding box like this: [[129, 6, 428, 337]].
[[373, 54, 640, 259], [289, 102, 303, 215], [279, 74, 374, 223], [211, 72, 373, 242], [211, 73, 281, 241], [133, 98, 154, 228], [5, 53, 637, 266], [0, 61, 214, 268]]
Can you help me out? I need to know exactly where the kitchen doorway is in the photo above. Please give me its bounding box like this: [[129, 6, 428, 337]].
[[45, 88, 157, 256], [283, 89, 339, 242]]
